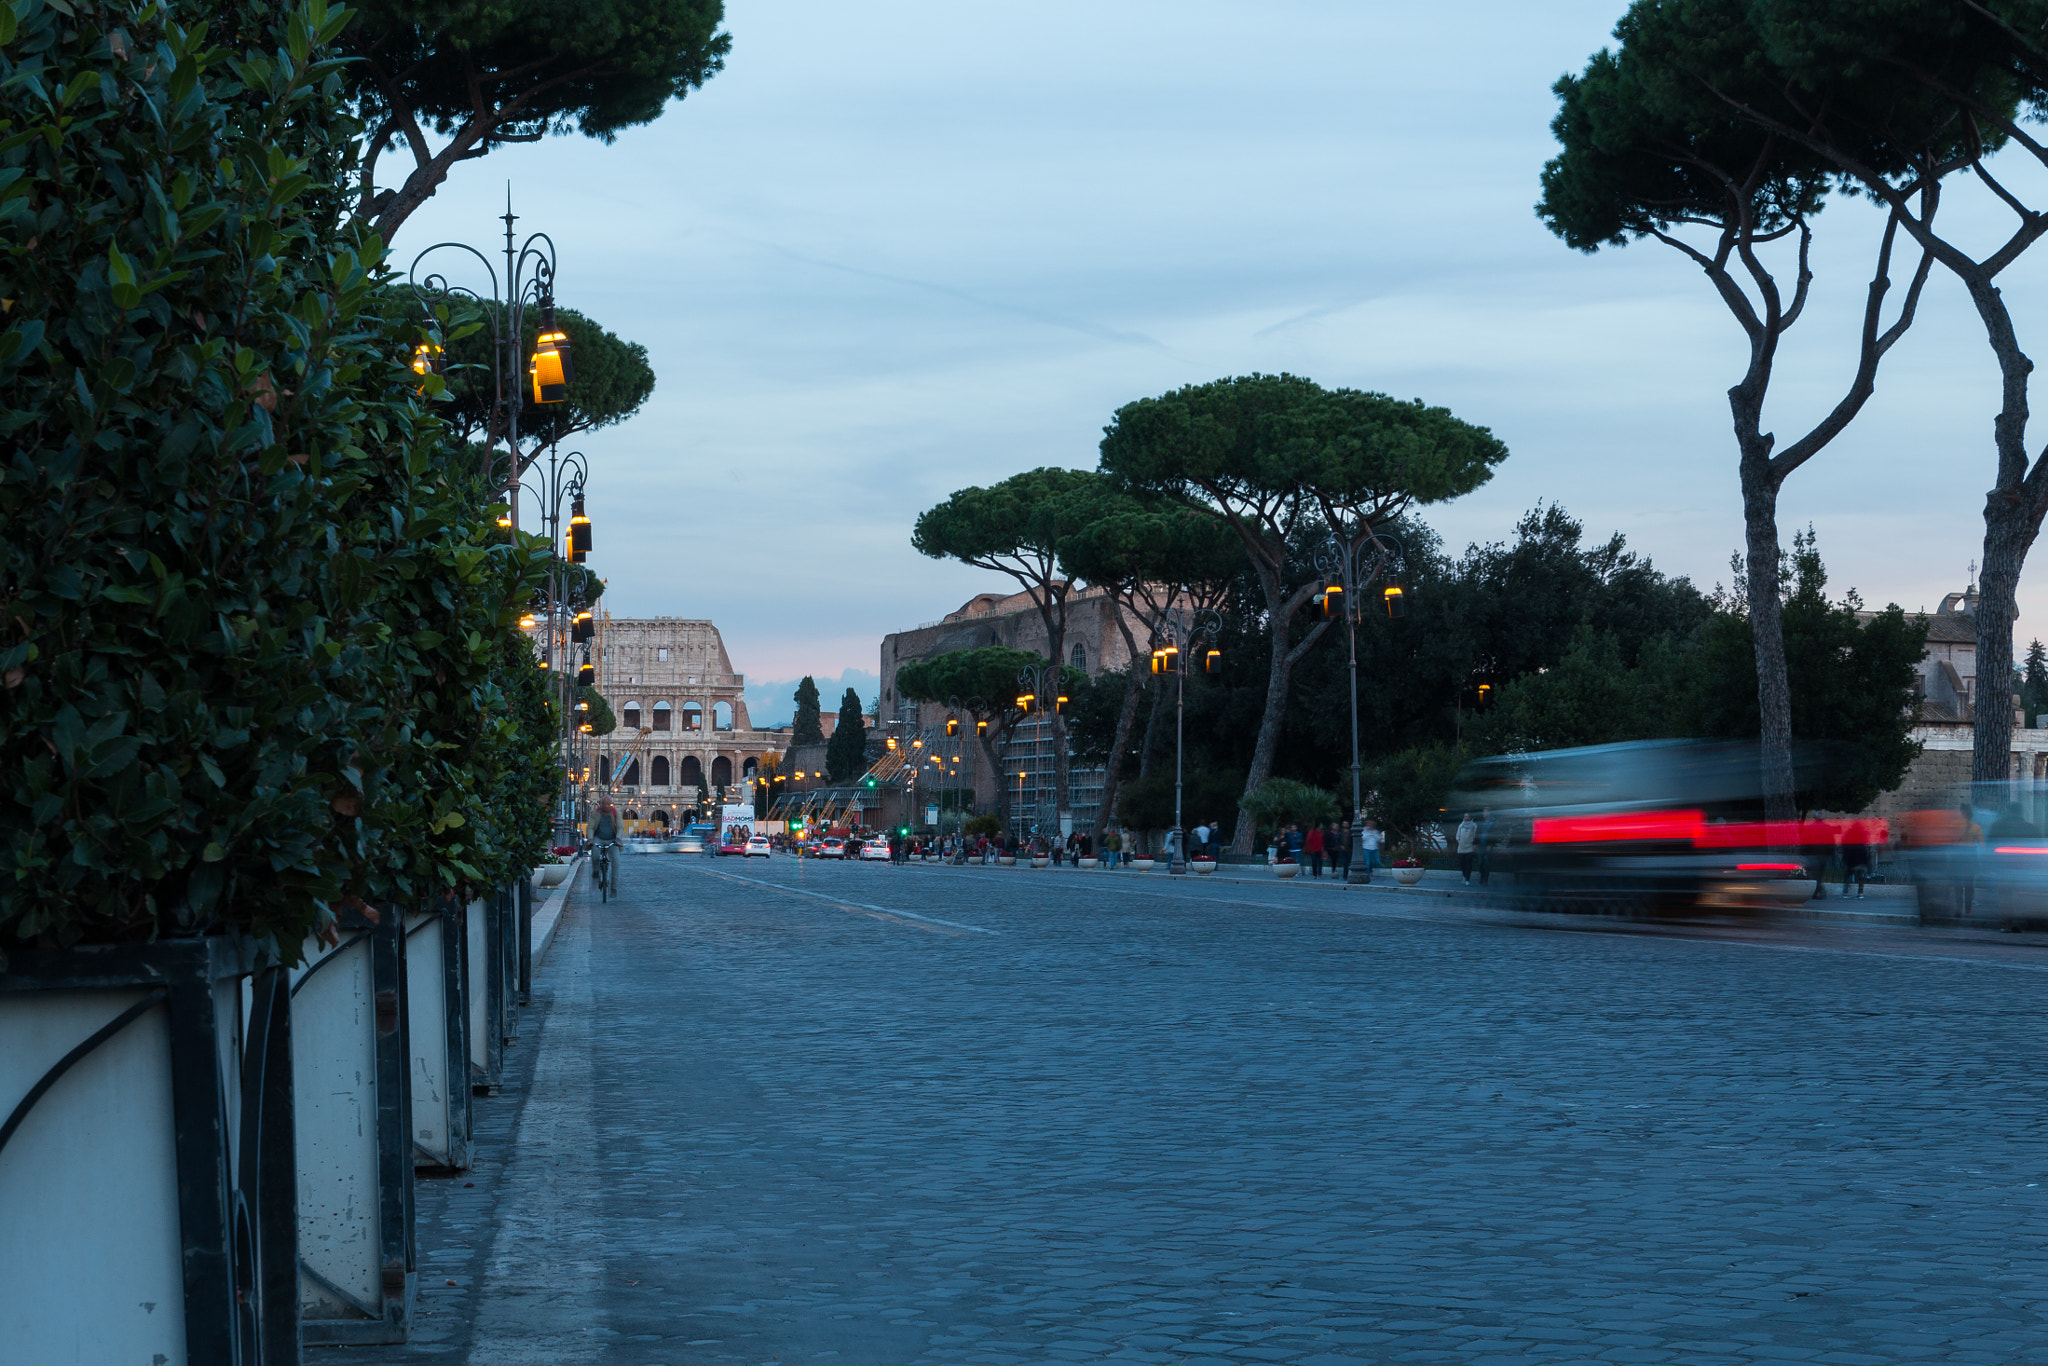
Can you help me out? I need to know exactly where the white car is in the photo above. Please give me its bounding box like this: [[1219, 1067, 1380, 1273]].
[[744, 834, 771, 858], [858, 838, 892, 862]]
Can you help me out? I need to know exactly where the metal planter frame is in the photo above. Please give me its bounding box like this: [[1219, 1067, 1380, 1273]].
[[0, 937, 299, 1366], [291, 907, 416, 1343], [405, 899, 472, 1172]]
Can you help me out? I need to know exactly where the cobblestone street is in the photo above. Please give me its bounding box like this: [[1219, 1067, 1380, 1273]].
[[325, 859, 2048, 1365]]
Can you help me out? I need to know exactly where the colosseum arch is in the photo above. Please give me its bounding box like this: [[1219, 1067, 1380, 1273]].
[[651, 755, 671, 787], [712, 755, 733, 787], [621, 757, 641, 785], [622, 702, 641, 730], [683, 701, 703, 731], [713, 700, 734, 731], [651, 701, 671, 732], [681, 755, 703, 788]]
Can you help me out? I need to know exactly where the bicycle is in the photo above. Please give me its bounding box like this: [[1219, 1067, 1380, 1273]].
[[594, 840, 618, 902]]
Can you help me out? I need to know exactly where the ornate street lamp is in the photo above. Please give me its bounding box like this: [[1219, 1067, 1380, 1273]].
[[1150, 606, 1224, 873], [407, 189, 569, 534], [1314, 527, 1404, 884]]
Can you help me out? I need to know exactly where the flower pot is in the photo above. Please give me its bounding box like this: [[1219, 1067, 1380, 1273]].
[[999, 855, 1016, 866], [1129, 857, 1154, 872], [1191, 858, 1216, 874], [1274, 861, 1299, 879], [535, 861, 571, 889], [1031, 855, 1050, 868], [1394, 865, 1426, 886], [1078, 857, 1099, 869]]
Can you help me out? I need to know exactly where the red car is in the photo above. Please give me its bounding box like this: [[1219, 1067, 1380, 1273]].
[[717, 836, 748, 856]]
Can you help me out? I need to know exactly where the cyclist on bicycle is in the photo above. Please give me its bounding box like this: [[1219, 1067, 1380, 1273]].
[[593, 802, 620, 894]]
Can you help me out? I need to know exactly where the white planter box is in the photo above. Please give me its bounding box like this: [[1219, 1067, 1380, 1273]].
[[1394, 865, 1426, 885], [1132, 858, 1156, 872], [999, 855, 1016, 866], [405, 906, 470, 1171], [1191, 859, 1216, 874], [534, 862, 571, 889], [1078, 857, 1099, 869], [292, 910, 415, 1342], [2, 939, 298, 1365], [1274, 862, 1299, 878], [1031, 856, 1051, 868]]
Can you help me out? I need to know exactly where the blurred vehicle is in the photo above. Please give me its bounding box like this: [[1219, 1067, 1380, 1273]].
[[745, 834, 771, 858], [1448, 739, 1878, 915], [815, 837, 847, 860], [1895, 780, 2048, 926], [717, 835, 747, 856], [858, 838, 891, 862]]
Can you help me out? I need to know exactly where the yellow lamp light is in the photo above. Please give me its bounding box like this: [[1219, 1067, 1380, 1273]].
[[1383, 584, 1406, 619], [529, 313, 573, 404]]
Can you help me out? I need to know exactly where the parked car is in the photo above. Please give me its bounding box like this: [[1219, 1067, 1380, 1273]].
[[745, 834, 771, 859], [858, 838, 891, 862]]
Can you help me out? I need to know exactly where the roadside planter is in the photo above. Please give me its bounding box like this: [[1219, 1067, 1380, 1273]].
[[999, 854, 1016, 866], [405, 901, 471, 1172], [292, 907, 416, 1343], [1, 938, 300, 1366], [465, 891, 520, 1095], [1394, 864, 1426, 886], [1273, 859, 1299, 879], [534, 861, 571, 890], [1031, 854, 1051, 869], [1132, 857, 1156, 872], [1191, 857, 1216, 875], [1078, 856, 1098, 869]]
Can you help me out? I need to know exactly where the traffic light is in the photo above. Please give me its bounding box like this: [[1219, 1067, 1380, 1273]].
[[863, 776, 877, 789]]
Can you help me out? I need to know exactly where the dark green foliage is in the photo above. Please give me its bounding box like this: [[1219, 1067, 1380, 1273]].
[[0, 0, 558, 961], [346, 0, 730, 235], [1115, 769, 1245, 834], [825, 688, 867, 782], [1365, 745, 1467, 852], [1684, 534, 1925, 814], [790, 676, 824, 746], [1237, 778, 1340, 834], [2025, 639, 2047, 727]]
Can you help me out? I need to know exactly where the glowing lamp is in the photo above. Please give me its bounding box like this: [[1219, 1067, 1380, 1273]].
[[1204, 649, 1222, 674], [411, 340, 444, 378], [529, 310, 573, 404], [1320, 584, 1343, 618], [1383, 584, 1406, 619], [569, 495, 592, 560], [519, 613, 537, 629], [576, 662, 595, 688]]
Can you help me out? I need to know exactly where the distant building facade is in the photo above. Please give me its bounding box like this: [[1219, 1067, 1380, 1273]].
[[878, 585, 1142, 834], [592, 617, 786, 829]]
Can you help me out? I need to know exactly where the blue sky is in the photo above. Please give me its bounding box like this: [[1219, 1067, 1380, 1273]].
[[388, 0, 2048, 699]]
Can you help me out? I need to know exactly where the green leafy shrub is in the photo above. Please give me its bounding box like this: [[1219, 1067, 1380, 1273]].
[[0, 0, 556, 961]]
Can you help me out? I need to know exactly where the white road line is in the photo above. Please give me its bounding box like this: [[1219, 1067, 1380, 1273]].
[[882, 865, 2048, 972], [687, 865, 998, 936]]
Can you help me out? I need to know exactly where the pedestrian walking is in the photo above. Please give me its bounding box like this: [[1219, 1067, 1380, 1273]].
[[1841, 829, 1873, 899], [1359, 820, 1382, 881], [1305, 823, 1326, 877], [1103, 827, 1121, 870], [1285, 824, 1305, 865], [1456, 812, 1479, 883], [1333, 816, 1352, 880]]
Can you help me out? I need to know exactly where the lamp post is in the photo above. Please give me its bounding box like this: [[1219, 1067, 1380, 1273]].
[[1312, 528, 1404, 885], [515, 445, 594, 844], [407, 189, 573, 533], [1147, 606, 1224, 873]]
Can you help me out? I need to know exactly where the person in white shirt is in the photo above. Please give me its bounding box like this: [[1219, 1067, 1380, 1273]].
[[1193, 821, 1211, 856], [1359, 820, 1382, 880], [1456, 813, 1480, 882]]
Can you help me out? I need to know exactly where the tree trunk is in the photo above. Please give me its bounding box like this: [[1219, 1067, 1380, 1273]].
[[1229, 608, 1296, 853], [1137, 674, 1168, 781], [1094, 639, 1148, 837], [1737, 443, 1797, 825], [1965, 274, 2045, 787], [1976, 507, 2026, 786]]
